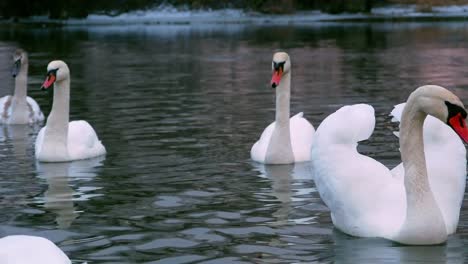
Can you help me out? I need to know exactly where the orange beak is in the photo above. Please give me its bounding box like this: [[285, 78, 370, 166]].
[[41, 74, 56, 90], [271, 68, 283, 88], [448, 113, 468, 143]]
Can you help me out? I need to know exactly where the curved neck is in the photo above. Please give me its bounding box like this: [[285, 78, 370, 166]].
[[265, 71, 294, 164], [43, 79, 70, 153], [395, 95, 447, 244]]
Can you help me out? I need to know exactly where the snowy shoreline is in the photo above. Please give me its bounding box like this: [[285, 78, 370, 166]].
[[2, 5, 468, 26]]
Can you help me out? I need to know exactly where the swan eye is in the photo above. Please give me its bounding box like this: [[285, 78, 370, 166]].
[[445, 101, 467, 123], [12, 59, 21, 77], [273, 61, 285, 72], [47, 68, 59, 76]]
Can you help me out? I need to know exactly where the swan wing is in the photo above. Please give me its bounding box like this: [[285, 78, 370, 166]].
[[290, 112, 315, 162], [26, 96, 45, 122], [250, 121, 274, 163], [312, 104, 405, 238], [0, 235, 71, 264], [0, 95, 11, 123], [35, 126, 46, 155], [67, 120, 106, 160]]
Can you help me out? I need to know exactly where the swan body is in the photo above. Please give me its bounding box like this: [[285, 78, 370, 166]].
[[390, 103, 466, 234], [35, 60, 106, 162], [251, 52, 314, 164], [312, 85, 468, 245], [0, 49, 44, 124], [0, 235, 71, 264], [251, 112, 314, 163]]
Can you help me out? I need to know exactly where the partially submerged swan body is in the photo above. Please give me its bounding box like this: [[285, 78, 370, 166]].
[[312, 85, 468, 245], [35, 60, 106, 162], [0, 49, 44, 124], [251, 52, 314, 164], [0, 235, 71, 264]]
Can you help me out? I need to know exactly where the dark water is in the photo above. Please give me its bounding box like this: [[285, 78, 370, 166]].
[[0, 22, 468, 263]]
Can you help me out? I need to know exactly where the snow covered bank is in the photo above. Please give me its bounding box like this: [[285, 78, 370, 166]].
[[4, 4, 468, 26], [372, 4, 468, 17]]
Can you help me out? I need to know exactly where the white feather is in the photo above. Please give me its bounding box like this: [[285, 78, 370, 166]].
[[36, 120, 106, 162], [312, 104, 405, 238], [251, 112, 315, 163], [0, 235, 71, 264]]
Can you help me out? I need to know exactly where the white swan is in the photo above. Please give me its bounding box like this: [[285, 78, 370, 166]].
[[251, 52, 314, 164], [312, 85, 468, 245], [0, 49, 44, 124], [0, 235, 71, 264], [390, 103, 466, 235], [35, 60, 106, 162]]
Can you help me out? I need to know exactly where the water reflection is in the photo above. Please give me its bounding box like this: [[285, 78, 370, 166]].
[[36, 157, 104, 229], [0, 125, 36, 158], [253, 162, 313, 225]]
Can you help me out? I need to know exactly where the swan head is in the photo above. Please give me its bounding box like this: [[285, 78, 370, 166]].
[[12, 49, 27, 78], [412, 85, 468, 143], [41, 60, 70, 90], [271, 52, 291, 88]]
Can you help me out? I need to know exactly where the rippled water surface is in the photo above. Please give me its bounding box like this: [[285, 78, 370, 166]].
[[1, 22, 468, 263]]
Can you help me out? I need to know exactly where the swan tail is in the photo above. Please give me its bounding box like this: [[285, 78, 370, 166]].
[[390, 103, 406, 123], [292, 112, 304, 119], [389, 103, 406, 139]]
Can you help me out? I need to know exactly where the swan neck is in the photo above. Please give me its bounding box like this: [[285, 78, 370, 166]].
[[400, 103, 427, 186], [9, 63, 29, 123], [275, 71, 291, 127], [44, 79, 70, 150], [265, 71, 294, 164], [396, 96, 447, 244], [13, 63, 28, 100]]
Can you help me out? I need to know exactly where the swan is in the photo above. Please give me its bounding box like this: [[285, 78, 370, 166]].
[[0, 49, 44, 124], [0, 235, 71, 264], [251, 52, 314, 164], [390, 103, 466, 235], [35, 60, 106, 162], [312, 85, 468, 245]]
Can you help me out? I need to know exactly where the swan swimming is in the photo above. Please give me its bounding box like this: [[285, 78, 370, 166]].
[[35, 60, 106, 162], [251, 52, 314, 164], [0, 49, 44, 124], [312, 85, 468, 245]]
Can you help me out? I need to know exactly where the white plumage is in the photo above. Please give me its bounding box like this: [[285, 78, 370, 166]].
[[250, 52, 314, 164], [251, 112, 314, 163], [36, 120, 106, 162], [0, 49, 44, 124], [0, 235, 71, 264], [311, 86, 468, 245], [35, 60, 106, 162]]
